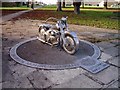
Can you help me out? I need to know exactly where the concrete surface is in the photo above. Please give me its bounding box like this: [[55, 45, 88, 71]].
[[1, 12, 119, 89]]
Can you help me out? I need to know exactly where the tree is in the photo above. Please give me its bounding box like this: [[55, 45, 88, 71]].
[[15, 2, 21, 7], [63, 0, 65, 8], [31, 0, 34, 9], [81, 0, 84, 8], [27, 0, 30, 7], [73, 0, 82, 14], [104, 0, 108, 9], [57, 0, 62, 11]]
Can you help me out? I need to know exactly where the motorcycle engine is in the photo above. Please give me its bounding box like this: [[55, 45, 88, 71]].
[[45, 29, 59, 44]]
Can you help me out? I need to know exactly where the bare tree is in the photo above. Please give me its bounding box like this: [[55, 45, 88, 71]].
[[57, 0, 62, 11], [73, 0, 82, 14]]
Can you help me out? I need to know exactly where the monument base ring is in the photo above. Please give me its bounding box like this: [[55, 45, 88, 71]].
[[10, 38, 101, 70]]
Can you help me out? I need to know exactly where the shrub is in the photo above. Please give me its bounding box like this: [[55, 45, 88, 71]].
[[2, 2, 16, 7]]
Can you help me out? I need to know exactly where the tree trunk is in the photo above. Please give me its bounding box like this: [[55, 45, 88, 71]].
[[63, 0, 65, 8], [73, 1, 81, 14], [27, 0, 29, 7], [57, 0, 62, 11], [104, 0, 107, 9], [31, 0, 34, 9], [82, 0, 84, 8]]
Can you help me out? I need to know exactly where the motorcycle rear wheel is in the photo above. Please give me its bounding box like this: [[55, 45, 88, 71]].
[[63, 35, 77, 55]]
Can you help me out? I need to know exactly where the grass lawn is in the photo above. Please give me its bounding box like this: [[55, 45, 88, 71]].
[[0, 7, 30, 10], [39, 6, 119, 12], [0, 5, 32, 10], [14, 8, 119, 30]]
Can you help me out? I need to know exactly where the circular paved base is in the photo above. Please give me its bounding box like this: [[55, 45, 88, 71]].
[[10, 38, 101, 69]]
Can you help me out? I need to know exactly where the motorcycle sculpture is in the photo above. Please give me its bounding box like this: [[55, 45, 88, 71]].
[[38, 16, 79, 55]]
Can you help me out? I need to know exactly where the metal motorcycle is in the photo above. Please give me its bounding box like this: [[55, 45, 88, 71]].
[[37, 16, 79, 55]]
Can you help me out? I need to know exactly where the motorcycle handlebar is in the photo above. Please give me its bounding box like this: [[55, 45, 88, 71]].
[[43, 16, 68, 23], [44, 17, 59, 23]]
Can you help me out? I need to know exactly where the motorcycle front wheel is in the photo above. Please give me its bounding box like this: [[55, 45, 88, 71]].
[[63, 35, 77, 55]]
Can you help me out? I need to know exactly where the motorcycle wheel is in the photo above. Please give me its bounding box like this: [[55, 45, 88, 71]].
[[63, 35, 77, 55], [38, 27, 47, 42]]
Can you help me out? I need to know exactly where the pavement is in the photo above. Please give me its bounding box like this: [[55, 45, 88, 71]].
[[0, 6, 42, 23], [0, 10, 120, 89]]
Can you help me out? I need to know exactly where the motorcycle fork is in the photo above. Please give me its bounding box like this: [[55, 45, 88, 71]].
[[59, 30, 66, 47]]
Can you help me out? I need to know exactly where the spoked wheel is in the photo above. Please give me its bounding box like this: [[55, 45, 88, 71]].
[[63, 35, 77, 55], [38, 27, 47, 42]]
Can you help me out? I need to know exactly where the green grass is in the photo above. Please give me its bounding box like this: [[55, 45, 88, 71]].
[[66, 10, 119, 30], [1, 5, 119, 30], [38, 6, 119, 12], [0, 5, 31, 10], [34, 8, 119, 30]]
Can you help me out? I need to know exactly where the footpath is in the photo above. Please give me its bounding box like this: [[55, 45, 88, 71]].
[[0, 6, 42, 23]]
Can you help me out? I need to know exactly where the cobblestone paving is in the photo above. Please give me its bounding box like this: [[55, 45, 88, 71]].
[[1, 19, 119, 89]]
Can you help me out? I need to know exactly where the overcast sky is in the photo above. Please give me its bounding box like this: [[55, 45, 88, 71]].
[[0, 0, 119, 4]]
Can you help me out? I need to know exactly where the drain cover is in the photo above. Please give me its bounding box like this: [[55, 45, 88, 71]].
[[75, 56, 110, 73], [80, 57, 96, 66]]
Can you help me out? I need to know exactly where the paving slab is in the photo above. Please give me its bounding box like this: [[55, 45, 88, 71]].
[[110, 40, 119, 46], [2, 70, 15, 82], [108, 56, 119, 67], [0, 83, 2, 90], [2, 81, 16, 88], [2, 19, 119, 89], [94, 34, 117, 41], [3, 76, 33, 88], [100, 52, 113, 62], [107, 80, 119, 88], [27, 70, 52, 88], [93, 33, 111, 37], [2, 77, 22, 88], [0, 52, 2, 83], [0, 24, 1, 82], [53, 74, 102, 88], [2, 77, 33, 88], [8, 62, 36, 77], [3, 61, 34, 88], [95, 42, 115, 50], [2, 53, 15, 82], [84, 66, 118, 85], [15, 76, 33, 88], [42, 68, 86, 85], [103, 47, 118, 57]]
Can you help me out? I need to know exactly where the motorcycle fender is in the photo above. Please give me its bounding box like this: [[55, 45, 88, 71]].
[[64, 31, 77, 38], [38, 24, 43, 27], [64, 31, 79, 50]]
